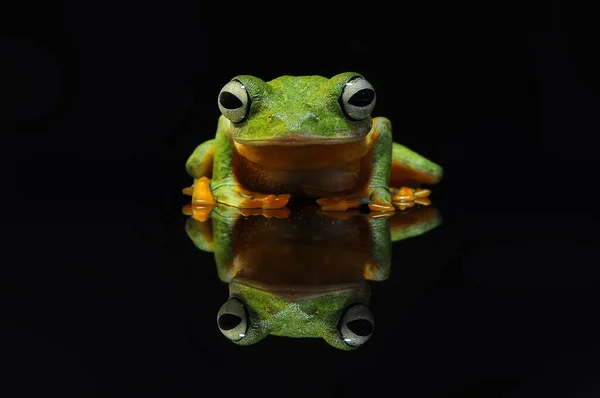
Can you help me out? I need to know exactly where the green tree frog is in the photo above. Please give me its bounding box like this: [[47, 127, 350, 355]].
[[185, 73, 443, 212]]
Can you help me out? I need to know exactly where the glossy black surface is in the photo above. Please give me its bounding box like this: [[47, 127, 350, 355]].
[[3, 1, 600, 396]]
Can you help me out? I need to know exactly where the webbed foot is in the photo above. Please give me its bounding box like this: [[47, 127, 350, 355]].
[[316, 187, 395, 212], [182, 176, 216, 206], [183, 177, 291, 210], [239, 208, 290, 218], [192, 177, 217, 206], [368, 187, 395, 212], [390, 187, 432, 210], [315, 197, 361, 211], [182, 177, 217, 221], [213, 185, 291, 209]]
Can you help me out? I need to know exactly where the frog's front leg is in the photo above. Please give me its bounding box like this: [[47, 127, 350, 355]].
[[363, 213, 392, 281], [317, 117, 395, 212], [210, 116, 291, 209], [184, 206, 239, 283], [185, 138, 217, 206]]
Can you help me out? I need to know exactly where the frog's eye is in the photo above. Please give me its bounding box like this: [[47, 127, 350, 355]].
[[339, 76, 376, 121], [218, 79, 250, 123], [217, 298, 248, 342], [338, 304, 375, 347]]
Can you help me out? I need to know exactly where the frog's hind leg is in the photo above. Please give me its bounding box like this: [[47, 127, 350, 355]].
[[209, 116, 291, 210], [389, 142, 443, 209]]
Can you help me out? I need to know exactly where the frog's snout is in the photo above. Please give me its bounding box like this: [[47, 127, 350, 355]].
[[269, 110, 320, 134]]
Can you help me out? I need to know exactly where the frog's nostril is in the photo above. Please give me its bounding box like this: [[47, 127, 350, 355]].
[[305, 112, 319, 121], [295, 112, 319, 130]]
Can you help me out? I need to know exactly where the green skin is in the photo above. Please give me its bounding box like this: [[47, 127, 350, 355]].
[[186, 205, 442, 350], [186, 72, 443, 209]]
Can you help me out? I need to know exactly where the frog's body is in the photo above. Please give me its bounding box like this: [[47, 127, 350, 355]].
[[185, 204, 442, 349], [186, 73, 443, 212]]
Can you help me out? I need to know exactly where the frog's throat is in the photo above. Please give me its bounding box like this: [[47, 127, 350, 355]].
[[232, 133, 367, 147]]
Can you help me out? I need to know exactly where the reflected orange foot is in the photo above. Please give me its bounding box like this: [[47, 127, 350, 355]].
[[181, 203, 214, 222], [235, 190, 292, 209], [316, 197, 361, 211], [318, 209, 361, 220], [317, 194, 396, 212], [240, 208, 290, 218], [390, 187, 432, 210]]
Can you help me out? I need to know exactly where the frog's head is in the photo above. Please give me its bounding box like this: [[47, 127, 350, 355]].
[[216, 277, 374, 350], [217, 72, 376, 145]]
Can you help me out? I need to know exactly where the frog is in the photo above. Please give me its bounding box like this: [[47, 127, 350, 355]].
[[185, 203, 442, 349], [184, 72, 443, 212]]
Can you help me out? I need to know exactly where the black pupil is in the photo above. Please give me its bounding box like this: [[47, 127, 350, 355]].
[[218, 313, 242, 330], [219, 91, 243, 109], [348, 89, 374, 107], [347, 319, 373, 336]]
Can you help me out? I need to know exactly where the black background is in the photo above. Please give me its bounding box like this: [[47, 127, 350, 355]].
[[3, 1, 600, 397]]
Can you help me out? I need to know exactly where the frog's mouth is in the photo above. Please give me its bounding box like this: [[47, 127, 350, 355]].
[[231, 277, 369, 300], [233, 134, 366, 147]]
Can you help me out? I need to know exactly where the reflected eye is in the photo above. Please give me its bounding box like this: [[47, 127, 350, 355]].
[[339, 76, 376, 121], [218, 79, 250, 123], [217, 298, 248, 341], [338, 304, 374, 347]]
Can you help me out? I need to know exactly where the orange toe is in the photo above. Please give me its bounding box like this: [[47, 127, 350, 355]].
[[414, 188, 431, 198], [368, 200, 395, 212], [392, 187, 415, 202], [394, 201, 415, 211], [414, 197, 432, 206]]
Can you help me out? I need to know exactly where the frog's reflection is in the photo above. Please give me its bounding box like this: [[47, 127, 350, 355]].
[[184, 203, 442, 350]]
